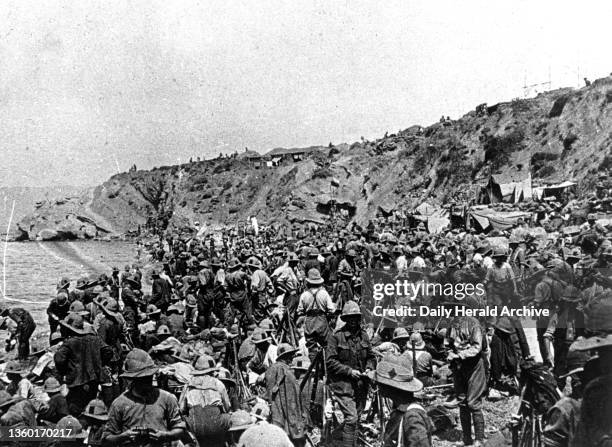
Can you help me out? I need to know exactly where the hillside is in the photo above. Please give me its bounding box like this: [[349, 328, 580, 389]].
[[16, 77, 612, 240]]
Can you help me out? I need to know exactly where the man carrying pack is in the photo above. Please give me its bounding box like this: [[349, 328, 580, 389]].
[[297, 268, 336, 361], [181, 354, 230, 447], [326, 301, 375, 447]]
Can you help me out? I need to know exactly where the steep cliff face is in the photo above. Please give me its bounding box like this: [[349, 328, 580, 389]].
[[16, 77, 612, 240]]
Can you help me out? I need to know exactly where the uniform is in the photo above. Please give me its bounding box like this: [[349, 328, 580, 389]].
[[326, 326, 375, 447], [297, 286, 335, 360], [447, 315, 487, 445]]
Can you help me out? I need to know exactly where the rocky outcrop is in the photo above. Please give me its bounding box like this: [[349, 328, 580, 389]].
[[16, 76, 612, 239], [16, 193, 114, 241]]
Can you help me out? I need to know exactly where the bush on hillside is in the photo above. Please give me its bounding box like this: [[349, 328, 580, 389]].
[[483, 130, 525, 170]]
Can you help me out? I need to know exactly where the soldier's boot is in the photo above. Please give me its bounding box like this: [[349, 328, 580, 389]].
[[472, 410, 485, 445], [459, 407, 473, 446]]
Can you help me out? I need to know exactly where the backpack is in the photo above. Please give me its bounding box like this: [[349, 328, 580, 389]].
[[185, 376, 224, 409]]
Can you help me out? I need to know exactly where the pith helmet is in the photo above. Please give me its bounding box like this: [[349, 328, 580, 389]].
[[81, 399, 109, 421], [291, 355, 311, 371], [228, 410, 255, 432], [251, 400, 271, 421], [56, 416, 87, 438], [258, 318, 276, 334], [43, 377, 62, 393], [340, 301, 362, 320], [392, 327, 410, 342], [305, 268, 324, 285], [237, 423, 294, 447], [69, 300, 89, 317]]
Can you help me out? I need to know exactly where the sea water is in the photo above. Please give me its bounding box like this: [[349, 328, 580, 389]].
[[0, 240, 139, 334]]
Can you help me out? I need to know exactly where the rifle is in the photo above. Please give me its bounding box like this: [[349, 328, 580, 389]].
[[231, 338, 252, 401], [376, 386, 386, 441], [278, 308, 298, 346], [411, 339, 417, 377], [300, 345, 330, 433]]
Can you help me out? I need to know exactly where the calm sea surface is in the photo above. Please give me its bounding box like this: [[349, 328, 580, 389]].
[[0, 241, 140, 335]]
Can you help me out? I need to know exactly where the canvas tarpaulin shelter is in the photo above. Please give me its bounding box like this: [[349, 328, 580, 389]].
[[427, 217, 450, 234], [469, 207, 532, 231], [413, 205, 450, 233], [532, 181, 576, 201]]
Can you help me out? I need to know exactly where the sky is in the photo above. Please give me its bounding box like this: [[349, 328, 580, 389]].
[[1, 0, 611, 187]]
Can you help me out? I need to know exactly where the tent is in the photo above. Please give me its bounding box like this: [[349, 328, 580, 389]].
[[415, 202, 439, 216], [481, 173, 532, 204]]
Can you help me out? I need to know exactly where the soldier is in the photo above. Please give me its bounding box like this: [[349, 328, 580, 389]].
[[47, 290, 71, 342], [446, 301, 487, 447], [120, 274, 142, 342], [373, 354, 434, 447], [225, 258, 254, 327], [181, 354, 230, 447], [543, 350, 589, 447], [567, 294, 612, 447], [151, 269, 171, 313], [103, 349, 186, 445], [533, 267, 570, 375], [322, 246, 339, 286], [303, 247, 321, 274], [337, 248, 359, 278], [484, 248, 518, 306], [246, 257, 275, 323], [297, 268, 335, 361], [272, 252, 303, 316], [54, 314, 110, 417], [95, 297, 124, 407], [0, 307, 36, 360], [196, 260, 216, 329], [265, 343, 307, 447], [326, 301, 375, 447]]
